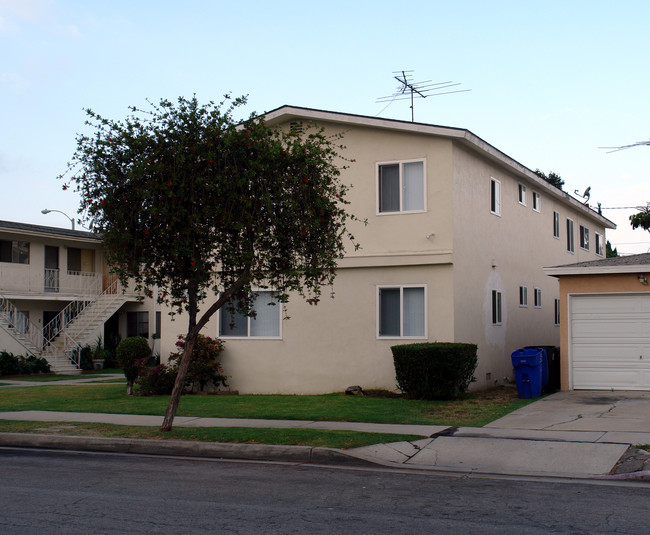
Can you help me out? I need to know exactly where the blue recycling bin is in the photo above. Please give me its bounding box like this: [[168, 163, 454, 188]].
[[511, 348, 543, 398]]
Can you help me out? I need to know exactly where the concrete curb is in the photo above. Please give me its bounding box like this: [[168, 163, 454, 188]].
[[0, 432, 376, 467]]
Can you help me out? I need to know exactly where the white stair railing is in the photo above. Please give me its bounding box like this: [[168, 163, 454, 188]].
[[42, 274, 122, 367], [0, 295, 44, 356]]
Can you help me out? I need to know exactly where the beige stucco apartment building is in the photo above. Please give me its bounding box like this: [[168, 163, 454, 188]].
[[0, 220, 156, 373], [160, 106, 615, 394]]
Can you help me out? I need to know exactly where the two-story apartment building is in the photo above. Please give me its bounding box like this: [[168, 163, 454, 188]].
[[159, 106, 615, 394], [0, 220, 156, 373]]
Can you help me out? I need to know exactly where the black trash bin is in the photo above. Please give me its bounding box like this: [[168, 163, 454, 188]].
[[525, 345, 560, 393], [511, 348, 543, 398]]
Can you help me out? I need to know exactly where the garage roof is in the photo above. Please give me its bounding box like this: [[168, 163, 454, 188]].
[[545, 252, 650, 276]]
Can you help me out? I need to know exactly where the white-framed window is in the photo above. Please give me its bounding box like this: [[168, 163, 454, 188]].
[[377, 160, 425, 213], [219, 290, 281, 338], [532, 191, 540, 212], [519, 285, 528, 307], [518, 184, 527, 206], [377, 285, 426, 338], [553, 211, 560, 239], [567, 218, 575, 253], [534, 287, 542, 308], [0, 240, 30, 264], [554, 299, 561, 326], [490, 178, 501, 216], [596, 233, 604, 256], [580, 225, 590, 250], [491, 290, 503, 325]]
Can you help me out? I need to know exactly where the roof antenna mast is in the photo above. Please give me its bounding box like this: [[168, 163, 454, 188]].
[[377, 70, 470, 122]]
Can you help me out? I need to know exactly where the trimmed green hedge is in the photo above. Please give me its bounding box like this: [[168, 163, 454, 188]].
[[391, 342, 478, 400]]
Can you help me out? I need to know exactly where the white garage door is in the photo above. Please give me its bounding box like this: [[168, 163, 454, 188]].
[[570, 293, 650, 390]]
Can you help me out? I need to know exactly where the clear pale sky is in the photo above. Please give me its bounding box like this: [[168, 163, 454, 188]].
[[1, 0, 649, 254]]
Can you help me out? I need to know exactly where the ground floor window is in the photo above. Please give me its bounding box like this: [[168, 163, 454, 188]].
[[377, 285, 426, 338], [127, 311, 149, 339], [491, 290, 502, 325], [219, 291, 281, 338]]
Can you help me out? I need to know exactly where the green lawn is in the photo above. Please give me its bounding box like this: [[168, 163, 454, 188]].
[[0, 384, 531, 427], [0, 420, 422, 449]]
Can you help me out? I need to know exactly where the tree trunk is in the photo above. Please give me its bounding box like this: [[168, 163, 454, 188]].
[[161, 336, 196, 431]]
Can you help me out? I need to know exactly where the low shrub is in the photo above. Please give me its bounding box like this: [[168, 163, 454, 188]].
[[0, 351, 50, 375], [116, 337, 151, 395], [0, 351, 22, 376], [391, 342, 478, 400], [79, 346, 94, 371]]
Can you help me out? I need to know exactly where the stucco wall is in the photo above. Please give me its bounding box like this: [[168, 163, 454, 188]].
[[557, 272, 650, 390], [451, 142, 609, 389]]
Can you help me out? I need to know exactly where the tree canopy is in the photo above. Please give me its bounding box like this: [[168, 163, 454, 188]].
[[534, 169, 565, 190], [62, 95, 361, 430], [630, 205, 650, 234]]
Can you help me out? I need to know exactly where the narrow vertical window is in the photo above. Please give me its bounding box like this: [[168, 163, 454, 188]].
[[596, 233, 604, 256], [567, 219, 575, 253], [580, 225, 590, 250], [553, 211, 560, 239], [533, 192, 540, 212], [519, 286, 528, 307], [491, 290, 502, 325], [534, 288, 542, 308], [518, 184, 527, 205], [554, 299, 561, 326], [490, 178, 501, 215]]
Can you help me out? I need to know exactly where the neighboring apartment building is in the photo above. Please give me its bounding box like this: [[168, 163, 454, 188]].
[[159, 106, 615, 394], [0, 220, 156, 373]]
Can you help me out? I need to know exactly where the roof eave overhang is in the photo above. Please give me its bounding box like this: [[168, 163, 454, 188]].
[[545, 265, 650, 277], [264, 106, 616, 230]]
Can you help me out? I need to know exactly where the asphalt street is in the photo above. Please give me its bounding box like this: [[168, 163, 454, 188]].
[[1, 448, 649, 534]]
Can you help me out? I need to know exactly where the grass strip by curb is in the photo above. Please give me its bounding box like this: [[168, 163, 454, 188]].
[[0, 420, 422, 450]]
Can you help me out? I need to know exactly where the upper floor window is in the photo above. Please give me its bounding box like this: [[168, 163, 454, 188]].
[[532, 191, 541, 212], [595, 233, 604, 256], [377, 160, 425, 213], [518, 184, 527, 206], [534, 287, 542, 308], [519, 285, 528, 307], [0, 240, 29, 264], [219, 291, 281, 338], [378, 285, 426, 338], [580, 225, 590, 251], [553, 211, 560, 239], [490, 178, 501, 216], [567, 219, 575, 253], [67, 247, 95, 274]]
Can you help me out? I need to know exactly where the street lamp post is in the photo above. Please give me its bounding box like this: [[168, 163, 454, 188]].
[[41, 209, 75, 230]]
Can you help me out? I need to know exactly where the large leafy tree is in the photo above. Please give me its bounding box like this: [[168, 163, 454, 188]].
[[62, 95, 360, 430]]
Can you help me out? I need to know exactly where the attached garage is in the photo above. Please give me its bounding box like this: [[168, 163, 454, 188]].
[[546, 253, 650, 391], [570, 293, 650, 390]]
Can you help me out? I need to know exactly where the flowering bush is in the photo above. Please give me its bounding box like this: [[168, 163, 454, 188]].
[[134, 362, 177, 396], [168, 334, 227, 392]]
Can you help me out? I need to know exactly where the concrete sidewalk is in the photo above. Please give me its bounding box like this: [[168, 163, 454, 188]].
[[1, 388, 649, 480]]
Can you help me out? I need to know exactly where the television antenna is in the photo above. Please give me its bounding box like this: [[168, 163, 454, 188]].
[[377, 70, 470, 122]]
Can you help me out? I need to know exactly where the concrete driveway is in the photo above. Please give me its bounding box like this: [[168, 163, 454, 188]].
[[484, 390, 650, 445]]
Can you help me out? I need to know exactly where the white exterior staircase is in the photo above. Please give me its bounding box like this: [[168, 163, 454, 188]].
[[2, 276, 133, 374]]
